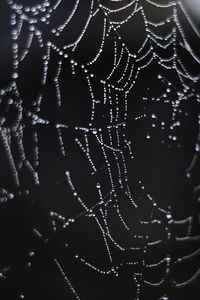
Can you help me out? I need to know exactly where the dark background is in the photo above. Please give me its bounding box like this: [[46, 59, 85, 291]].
[[0, 1, 200, 299]]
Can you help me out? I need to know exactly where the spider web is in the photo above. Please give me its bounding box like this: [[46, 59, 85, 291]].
[[0, 0, 200, 299]]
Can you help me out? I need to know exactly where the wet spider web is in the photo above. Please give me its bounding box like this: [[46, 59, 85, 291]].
[[0, 0, 200, 299]]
